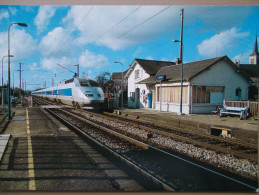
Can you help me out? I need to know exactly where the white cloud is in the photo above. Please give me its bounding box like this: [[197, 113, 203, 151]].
[[40, 56, 75, 71], [40, 56, 77, 75], [146, 56, 153, 60], [38, 27, 74, 57], [34, 5, 57, 32], [0, 28, 37, 62], [0, 10, 9, 21], [28, 63, 40, 71], [32, 74, 39, 78], [62, 6, 255, 51], [63, 6, 176, 50], [197, 28, 249, 58], [232, 52, 251, 64], [79, 49, 109, 68], [9, 7, 17, 15], [161, 57, 169, 61]]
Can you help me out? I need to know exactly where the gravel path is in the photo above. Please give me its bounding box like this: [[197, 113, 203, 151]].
[[74, 110, 258, 179]]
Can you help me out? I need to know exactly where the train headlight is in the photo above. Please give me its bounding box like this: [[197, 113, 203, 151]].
[[85, 94, 94, 97]]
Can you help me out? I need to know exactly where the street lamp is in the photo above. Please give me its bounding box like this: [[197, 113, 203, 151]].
[[2, 55, 14, 111], [8, 22, 27, 121], [114, 61, 124, 109]]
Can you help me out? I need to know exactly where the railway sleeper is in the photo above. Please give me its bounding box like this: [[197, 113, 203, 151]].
[[82, 109, 258, 162], [47, 108, 174, 191], [58, 108, 150, 150], [104, 111, 258, 152]]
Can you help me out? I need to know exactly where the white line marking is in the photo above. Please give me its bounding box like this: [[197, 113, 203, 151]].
[[26, 108, 36, 190]]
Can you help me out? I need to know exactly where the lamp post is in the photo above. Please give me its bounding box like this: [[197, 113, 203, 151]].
[[2, 55, 14, 111], [114, 61, 124, 109], [173, 8, 184, 115], [8, 22, 27, 121]]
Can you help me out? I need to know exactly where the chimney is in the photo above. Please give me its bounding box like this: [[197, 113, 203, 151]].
[[235, 59, 237, 64], [176, 58, 180, 65]]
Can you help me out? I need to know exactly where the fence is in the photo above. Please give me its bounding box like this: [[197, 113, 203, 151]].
[[224, 100, 258, 118]]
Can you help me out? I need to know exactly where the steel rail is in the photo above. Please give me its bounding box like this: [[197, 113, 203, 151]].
[[48, 107, 257, 191], [46, 107, 174, 191], [100, 111, 258, 162]]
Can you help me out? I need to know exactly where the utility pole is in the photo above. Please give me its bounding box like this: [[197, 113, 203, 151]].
[[74, 64, 79, 77], [173, 9, 184, 115], [179, 8, 184, 114], [12, 71, 14, 96], [57, 64, 77, 77], [179, 9, 183, 63], [19, 63, 22, 103]]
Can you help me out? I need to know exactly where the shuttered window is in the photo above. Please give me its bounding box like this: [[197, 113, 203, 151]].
[[192, 86, 224, 103], [157, 86, 188, 103]]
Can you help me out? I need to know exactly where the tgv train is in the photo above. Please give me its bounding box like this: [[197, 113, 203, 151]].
[[31, 77, 104, 108]]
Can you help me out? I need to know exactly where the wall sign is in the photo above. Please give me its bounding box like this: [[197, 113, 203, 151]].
[[156, 75, 166, 81]]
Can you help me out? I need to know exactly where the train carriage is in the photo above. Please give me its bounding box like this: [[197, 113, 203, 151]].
[[32, 77, 104, 108]]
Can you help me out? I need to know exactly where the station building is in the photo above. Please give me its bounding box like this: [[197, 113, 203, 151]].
[[125, 59, 175, 109], [125, 56, 250, 114]]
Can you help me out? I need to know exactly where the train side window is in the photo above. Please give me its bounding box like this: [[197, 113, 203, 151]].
[[80, 82, 90, 87]]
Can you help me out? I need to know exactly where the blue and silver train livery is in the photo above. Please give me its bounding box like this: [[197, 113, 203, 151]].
[[31, 77, 104, 108]]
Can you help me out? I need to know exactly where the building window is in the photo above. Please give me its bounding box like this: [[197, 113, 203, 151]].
[[135, 70, 140, 79], [235, 87, 241, 100], [130, 92, 135, 101], [192, 86, 224, 104], [157, 86, 188, 103]]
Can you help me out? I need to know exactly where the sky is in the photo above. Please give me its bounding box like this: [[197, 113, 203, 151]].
[[0, 5, 258, 90]]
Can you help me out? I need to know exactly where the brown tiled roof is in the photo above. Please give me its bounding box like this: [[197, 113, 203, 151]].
[[135, 59, 175, 75], [159, 56, 226, 82], [138, 56, 242, 84], [238, 64, 259, 83], [111, 70, 128, 79]]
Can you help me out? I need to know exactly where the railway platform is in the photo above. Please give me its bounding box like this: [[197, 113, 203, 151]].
[[0, 106, 144, 191], [116, 108, 258, 145]]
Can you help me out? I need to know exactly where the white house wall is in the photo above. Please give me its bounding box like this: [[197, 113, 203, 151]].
[[153, 60, 248, 114], [190, 60, 248, 114], [191, 61, 248, 101], [154, 82, 190, 114], [127, 63, 151, 108]]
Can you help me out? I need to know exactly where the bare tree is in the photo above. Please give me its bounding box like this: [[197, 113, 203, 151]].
[[95, 71, 111, 92]]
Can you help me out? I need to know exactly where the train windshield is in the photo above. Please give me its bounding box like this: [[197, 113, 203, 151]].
[[80, 80, 99, 87]]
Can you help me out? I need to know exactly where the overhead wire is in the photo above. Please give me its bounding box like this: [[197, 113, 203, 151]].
[[116, 6, 171, 39], [95, 6, 142, 42], [54, 6, 95, 57]]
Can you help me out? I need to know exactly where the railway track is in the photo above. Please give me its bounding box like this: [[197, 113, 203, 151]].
[[77, 108, 258, 163], [46, 107, 257, 191], [31, 97, 258, 181], [33, 97, 60, 106], [46, 107, 174, 191]]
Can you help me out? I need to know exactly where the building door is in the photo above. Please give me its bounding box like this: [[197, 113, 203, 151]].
[[148, 93, 152, 108], [136, 88, 140, 108]]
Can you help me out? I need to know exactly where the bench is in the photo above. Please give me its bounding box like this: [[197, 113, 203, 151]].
[[219, 106, 248, 120]]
